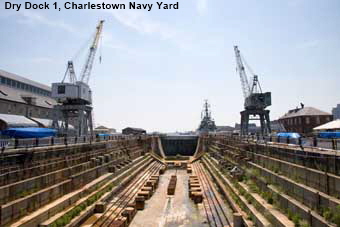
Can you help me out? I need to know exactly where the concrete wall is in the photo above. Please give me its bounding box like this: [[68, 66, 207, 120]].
[[160, 136, 198, 156], [0, 138, 151, 226]]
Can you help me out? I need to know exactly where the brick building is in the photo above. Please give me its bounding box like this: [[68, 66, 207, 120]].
[[279, 106, 332, 134]]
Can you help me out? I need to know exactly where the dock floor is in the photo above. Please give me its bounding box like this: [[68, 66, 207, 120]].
[[130, 169, 209, 227]]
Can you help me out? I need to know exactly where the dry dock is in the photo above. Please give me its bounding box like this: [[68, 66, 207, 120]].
[[131, 169, 208, 227]]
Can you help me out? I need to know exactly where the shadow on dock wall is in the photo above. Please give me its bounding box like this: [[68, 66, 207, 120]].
[[160, 136, 198, 156]]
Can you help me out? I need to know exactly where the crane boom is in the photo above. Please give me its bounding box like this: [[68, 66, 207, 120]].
[[61, 61, 77, 84], [80, 20, 104, 84], [233, 45, 272, 136], [234, 46, 251, 98]]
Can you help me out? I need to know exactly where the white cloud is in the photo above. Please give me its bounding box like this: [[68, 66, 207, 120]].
[[17, 10, 75, 33], [197, 0, 207, 15], [30, 57, 54, 64], [96, 0, 191, 49]]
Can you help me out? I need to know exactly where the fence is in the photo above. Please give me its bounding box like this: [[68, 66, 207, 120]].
[[213, 134, 340, 151], [0, 134, 145, 150]]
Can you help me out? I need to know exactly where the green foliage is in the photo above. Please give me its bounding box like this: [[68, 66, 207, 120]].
[[267, 196, 274, 204], [273, 166, 280, 174], [247, 180, 260, 193], [249, 168, 260, 177], [323, 208, 332, 221], [333, 205, 340, 227], [322, 205, 340, 226], [292, 213, 301, 227], [299, 220, 310, 227], [287, 209, 293, 220], [245, 193, 252, 204], [261, 191, 274, 204]]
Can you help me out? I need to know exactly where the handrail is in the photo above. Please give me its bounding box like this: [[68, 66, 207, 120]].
[[0, 134, 149, 150], [209, 134, 340, 151]]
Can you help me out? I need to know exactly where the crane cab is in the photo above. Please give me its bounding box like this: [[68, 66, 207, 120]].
[[245, 92, 271, 110], [51, 81, 92, 105]]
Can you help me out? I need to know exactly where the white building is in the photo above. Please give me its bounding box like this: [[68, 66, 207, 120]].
[[0, 69, 57, 131]]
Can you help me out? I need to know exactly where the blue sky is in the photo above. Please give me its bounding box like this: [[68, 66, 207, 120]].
[[0, 0, 339, 132]]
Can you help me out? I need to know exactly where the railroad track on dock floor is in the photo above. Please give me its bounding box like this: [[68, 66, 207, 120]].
[[92, 161, 162, 227], [192, 162, 232, 227]]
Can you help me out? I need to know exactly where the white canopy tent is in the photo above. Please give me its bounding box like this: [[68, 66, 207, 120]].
[[0, 113, 38, 130], [314, 119, 340, 131]]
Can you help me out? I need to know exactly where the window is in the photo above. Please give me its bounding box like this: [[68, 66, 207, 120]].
[[1, 77, 5, 84], [316, 116, 320, 125], [306, 117, 310, 124], [58, 85, 66, 94], [6, 78, 11, 86]]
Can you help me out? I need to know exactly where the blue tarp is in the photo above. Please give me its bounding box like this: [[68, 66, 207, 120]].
[[318, 132, 340, 139], [277, 132, 301, 139], [97, 133, 113, 137], [1, 128, 57, 138]]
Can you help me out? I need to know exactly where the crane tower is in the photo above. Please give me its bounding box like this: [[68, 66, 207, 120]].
[[52, 20, 104, 136], [234, 46, 271, 135]]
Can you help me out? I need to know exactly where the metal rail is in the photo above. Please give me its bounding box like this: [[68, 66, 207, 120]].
[[213, 134, 340, 151], [192, 162, 232, 227], [92, 162, 162, 226], [0, 134, 148, 150]]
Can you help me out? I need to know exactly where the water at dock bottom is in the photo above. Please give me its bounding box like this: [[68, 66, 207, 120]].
[[130, 169, 209, 227]]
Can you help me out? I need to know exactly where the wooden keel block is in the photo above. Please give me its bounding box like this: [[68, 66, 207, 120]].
[[121, 207, 135, 223], [94, 202, 106, 213], [145, 180, 155, 190], [109, 219, 126, 227], [192, 192, 203, 204], [135, 196, 145, 210], [137, 190, 151, 200], [141, 186, 153, 195]]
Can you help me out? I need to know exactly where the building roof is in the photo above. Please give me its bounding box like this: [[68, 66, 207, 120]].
[[0, 85, 56, 108], [0, 69, 51, 91], [0, 113, 38, 128], [123, 127, 146, 132], [234, 123, 257, 130], [216, 126, 234, 132], [30, 117, 75, 130], [95, 126, 108, 130], [280, 107, 331, 119], [314, 119, 340, 131]]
